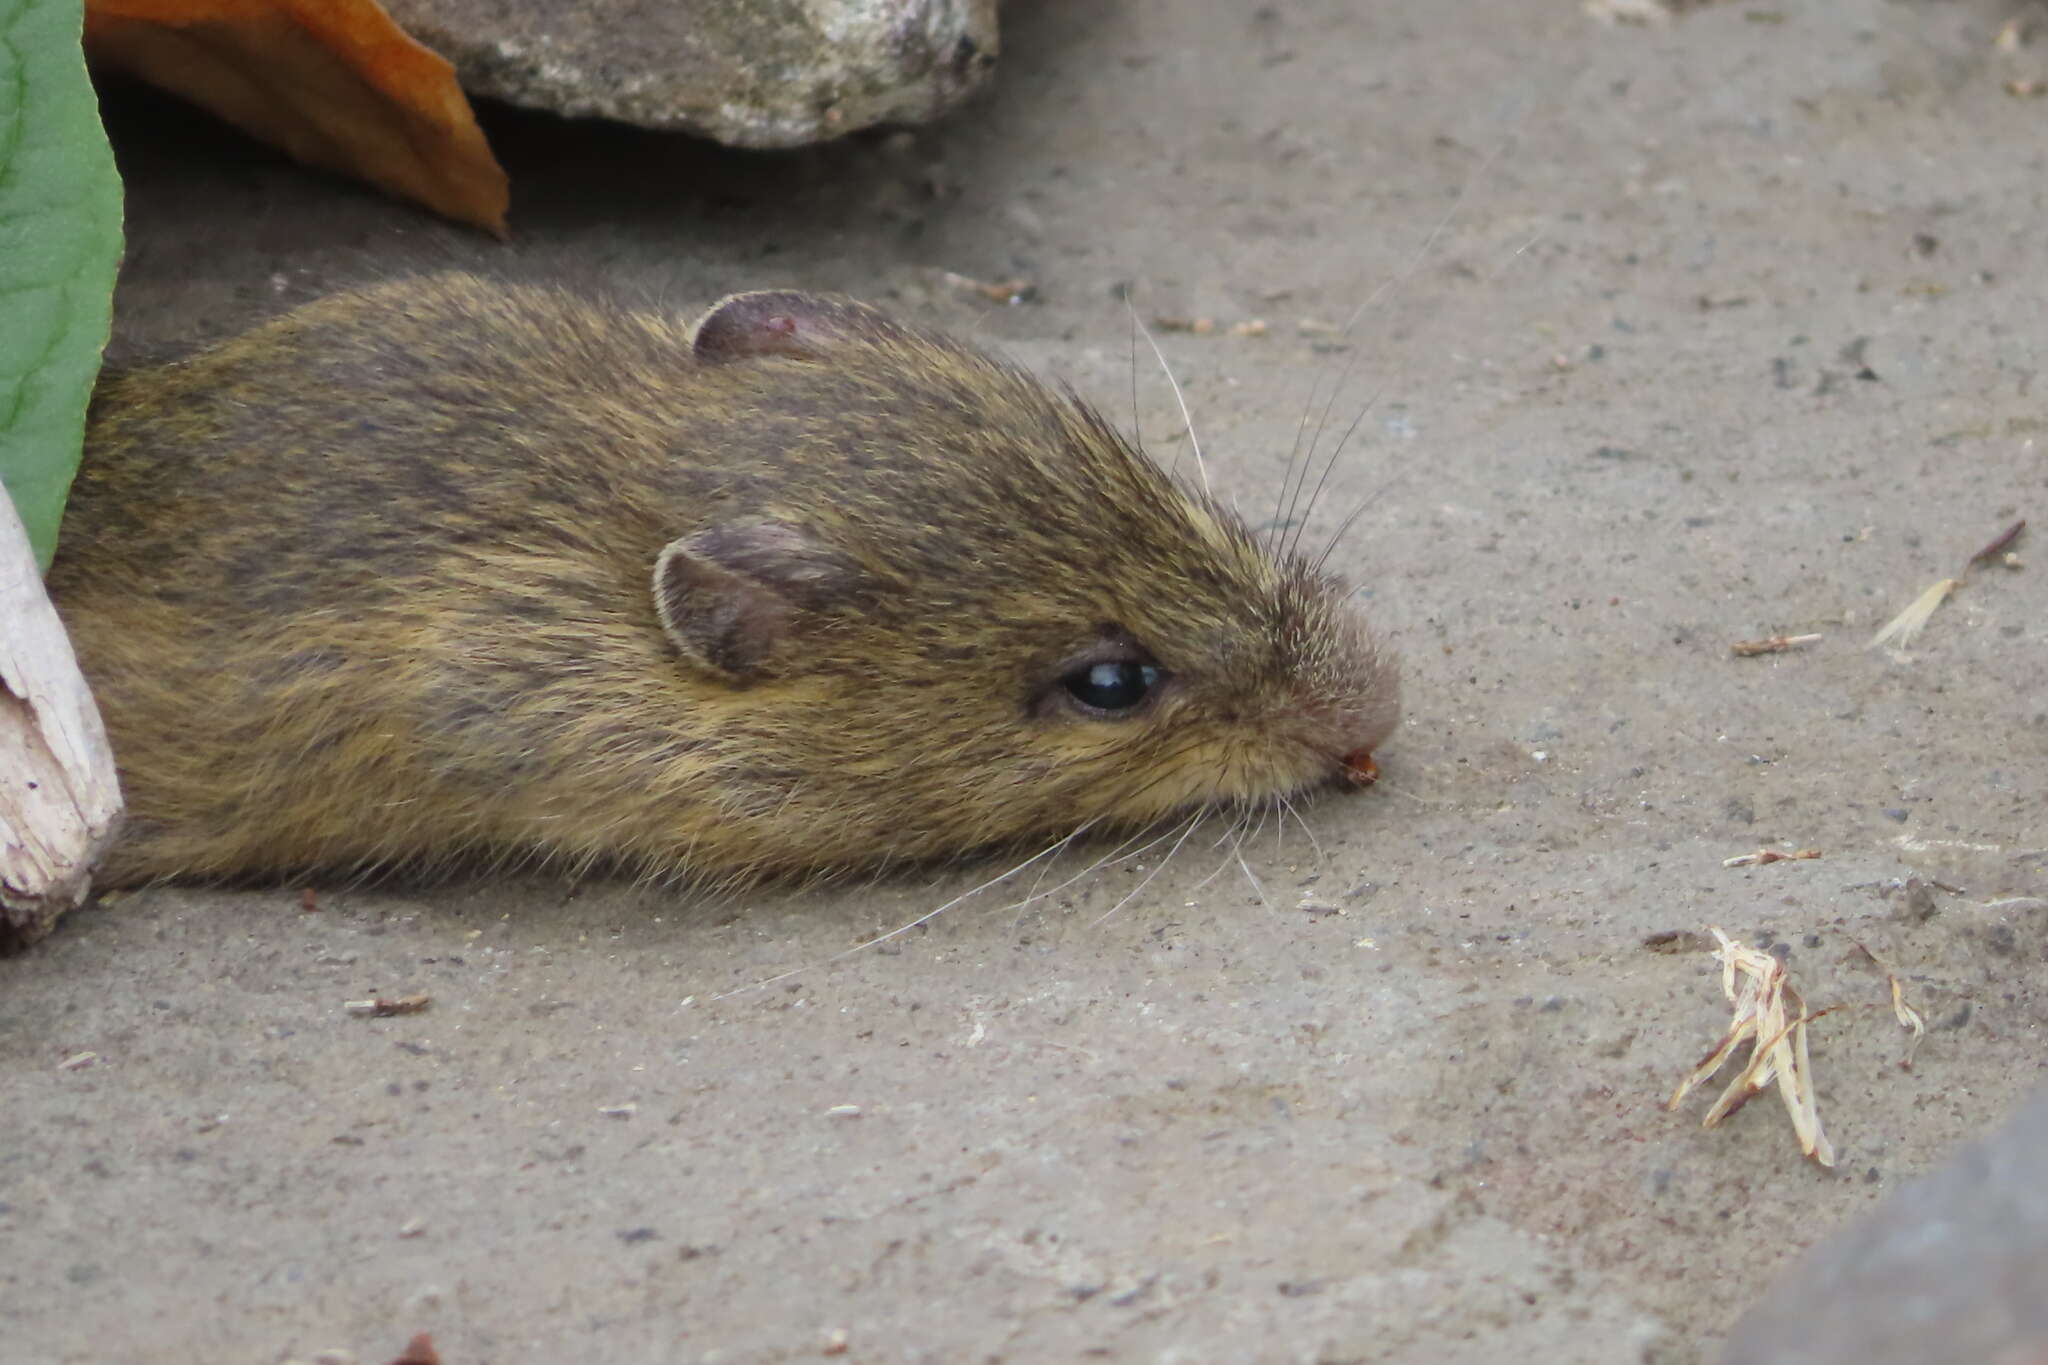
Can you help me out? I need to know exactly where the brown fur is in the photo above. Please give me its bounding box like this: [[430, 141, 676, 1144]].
[[48, 274, 1399, 886]]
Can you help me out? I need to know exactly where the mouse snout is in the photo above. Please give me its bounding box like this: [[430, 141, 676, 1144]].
[[1337, 750, 1380, 788], [1285, 705, 1394, 792], [1288, 678, 1398, 793]]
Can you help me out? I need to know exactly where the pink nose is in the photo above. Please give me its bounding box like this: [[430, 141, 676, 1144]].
[[1339, 749, 1379, 788]]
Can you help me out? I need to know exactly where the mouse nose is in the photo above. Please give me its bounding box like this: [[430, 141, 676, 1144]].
[[1337, 749, 1379, 788]]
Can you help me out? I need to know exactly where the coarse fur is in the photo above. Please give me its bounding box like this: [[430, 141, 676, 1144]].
[[49, 273, 1399, 887]]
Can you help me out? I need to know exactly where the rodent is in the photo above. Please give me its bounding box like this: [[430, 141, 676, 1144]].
[[47, 273, 1400, 887]]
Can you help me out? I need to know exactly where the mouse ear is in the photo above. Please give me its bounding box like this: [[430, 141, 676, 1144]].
[[651, 522, 854, 679], [690, 291, 911, 364]]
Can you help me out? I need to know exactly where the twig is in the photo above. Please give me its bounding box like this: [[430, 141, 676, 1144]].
[[1731, 633, 1822, 657], [1723, 848, 1822, 868], [1967, 517, 2027, 568]]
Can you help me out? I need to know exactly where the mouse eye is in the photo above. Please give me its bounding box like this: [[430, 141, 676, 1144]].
[[1061, 659, 1162, 715]]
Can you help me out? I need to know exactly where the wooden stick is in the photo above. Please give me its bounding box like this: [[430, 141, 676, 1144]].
[[0, 491, 123, 949]]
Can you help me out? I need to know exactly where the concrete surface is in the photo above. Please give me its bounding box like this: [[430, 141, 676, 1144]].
[[7, 1, 2047, 1361]]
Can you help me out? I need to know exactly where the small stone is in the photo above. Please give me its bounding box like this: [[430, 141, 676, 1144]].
[[382, 0, 1001, 149]]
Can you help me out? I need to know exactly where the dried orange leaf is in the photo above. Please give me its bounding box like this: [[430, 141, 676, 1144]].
[[85, 0, 507, 235]]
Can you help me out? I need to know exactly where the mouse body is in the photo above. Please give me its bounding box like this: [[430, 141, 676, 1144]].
[[49, 274, 1399, 885]]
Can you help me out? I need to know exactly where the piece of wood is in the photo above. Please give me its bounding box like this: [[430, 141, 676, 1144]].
[[0, 492, 123, 951]]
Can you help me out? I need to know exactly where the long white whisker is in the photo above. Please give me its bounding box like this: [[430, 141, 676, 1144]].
[[1235, 850, 1270, 910], [1375, 779, 1451, 807], [1193, 806, 1252, 889], [1280, 793, 1325, 866], [1127, 300, 1146, 461], [1245, 800, 1274, 851], [1207, 819, 1241, 853], [1192, 850, 1237, 891], [711, 820, 1102, 1000], [1006, 819, 1188, 933], [1133, 308, 1210, 497], [1091, 810, 1206, 927]]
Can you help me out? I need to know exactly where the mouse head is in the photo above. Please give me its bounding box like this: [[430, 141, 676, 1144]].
[[648, 290, 1400, 869]]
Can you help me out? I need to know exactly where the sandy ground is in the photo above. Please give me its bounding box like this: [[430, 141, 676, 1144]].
[[7, 1, 2048, 1360]]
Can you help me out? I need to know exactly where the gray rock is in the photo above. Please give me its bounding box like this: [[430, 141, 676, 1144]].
[[384, 0, 999, 148], [1723, 1088, 2048, 1365]]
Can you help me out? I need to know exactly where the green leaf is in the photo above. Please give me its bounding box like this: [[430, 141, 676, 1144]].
[[0, 0, 124, 573]]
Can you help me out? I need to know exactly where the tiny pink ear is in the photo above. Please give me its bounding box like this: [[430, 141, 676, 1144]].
[[690, 290, 906, 364]]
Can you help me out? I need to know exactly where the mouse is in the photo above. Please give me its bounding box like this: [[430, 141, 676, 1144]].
[[47, 272, 1400, 887]]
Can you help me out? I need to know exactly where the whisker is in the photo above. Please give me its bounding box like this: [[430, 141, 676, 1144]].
[[1292, 379, 1401, 560], [1127, 299, 1145, 461], [710, 820, 1102, 999], [1019, 830, 1074, 906], [1090, 809, 1207, 927], [1131, 304, 1211, 497], [1235, 849, 1270, 910], [1307, 466, 1410, 577], [1280, 134, 1518, 564], [1244, 799, 1274, 851], [1311, 233, 1550, 575], [1279, 792, 1325, 866], [1191, 851, 1236, 892], [1005, 819, 1187, 933], [1375, 779, 1452, 807]]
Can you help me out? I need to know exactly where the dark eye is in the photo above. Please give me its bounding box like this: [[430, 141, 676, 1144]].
[[1063, 659, 1162, 714]]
